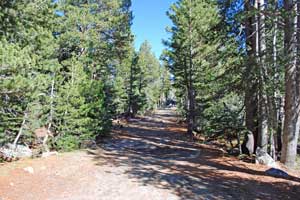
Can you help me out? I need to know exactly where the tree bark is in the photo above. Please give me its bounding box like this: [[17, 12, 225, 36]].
[[13, 113, 27, 148], [281, 0, 300, 168], [187, 0, 195, 136], [127, 59, 134, 117], [256, 0, 269, 152], [270, 3, 282, 156], [244, 0, 258, 152], [277, 97, 283, 152], [187, 86, 195, 136]]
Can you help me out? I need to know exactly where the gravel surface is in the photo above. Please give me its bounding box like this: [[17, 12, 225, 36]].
[[0, 109, 299, 200]]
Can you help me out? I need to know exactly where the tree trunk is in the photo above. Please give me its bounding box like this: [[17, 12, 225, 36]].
[[44, 77, 55, 153], [270, 4, 283, 156], [256, 0, 269, 152], [270, 132, 276, 160], [277, 97, 283, 152], [13, 113, 27, 148], [244, 0, 258, 152], [187, 0, 195, 137], [127, 60, 134, 117], [187, 86, 195, 136], [281, 0, 300, 168]]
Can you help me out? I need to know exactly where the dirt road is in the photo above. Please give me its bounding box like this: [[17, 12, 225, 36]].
[[0, 109, 299, 200]]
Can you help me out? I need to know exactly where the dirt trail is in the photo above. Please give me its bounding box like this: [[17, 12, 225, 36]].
[[0, 109, 299, 200]]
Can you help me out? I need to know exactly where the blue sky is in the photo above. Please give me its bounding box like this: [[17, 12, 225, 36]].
[[132, 0, 176, 58]]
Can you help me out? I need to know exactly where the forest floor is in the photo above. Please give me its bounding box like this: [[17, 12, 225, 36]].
[[0, 109, 300, 200]]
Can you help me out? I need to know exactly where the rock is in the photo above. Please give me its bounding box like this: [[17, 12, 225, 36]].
[[228, 147, 240, 156], [23, 166, 34, 174], [0, 143, 32, 159], [241, 131, 254, 155], [265, 168, 289, 178], [160, 181, 168, 186], [42, 151, 58, 158], [255, 147, 277, 167]]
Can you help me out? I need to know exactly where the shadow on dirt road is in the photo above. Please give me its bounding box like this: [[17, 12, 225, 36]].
[[90, 109, 300, 200], [0, 109, 299, 200]]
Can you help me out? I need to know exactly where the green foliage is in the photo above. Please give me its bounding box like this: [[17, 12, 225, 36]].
[[164, 0, 243, 136], [200, 93, 244, 135], [0, 0, 137, 151], [0, 0, 166, 152], [115, 41, 165, 117], [55, 134, 80, 152], [136, 41, 162, 113]]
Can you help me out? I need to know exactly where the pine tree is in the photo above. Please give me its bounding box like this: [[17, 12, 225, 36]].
[[0, 0, 59, 146], [136, 41, 162, 113], [0, 0, 136, 150], [165, 0, 227, 136]]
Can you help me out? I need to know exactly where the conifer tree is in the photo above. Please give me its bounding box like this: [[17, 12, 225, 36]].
[[0, 0, 137, 150], [0, 0, 59, 145], [165, 0, 231, 136], [136, 41, 162, 113]]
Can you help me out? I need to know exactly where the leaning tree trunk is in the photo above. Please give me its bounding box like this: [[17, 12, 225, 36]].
[[13, 113, 27, 149], [281, 0, 300, 168]]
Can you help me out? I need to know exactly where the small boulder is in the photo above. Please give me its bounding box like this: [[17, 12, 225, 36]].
[[23, 166, 34, 174], [0, 143, 32, 160], [241, 131, 254, 155], [228, 147, 240, 156], [255, 147, 277, 167], [42, 151, 58, 158]]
